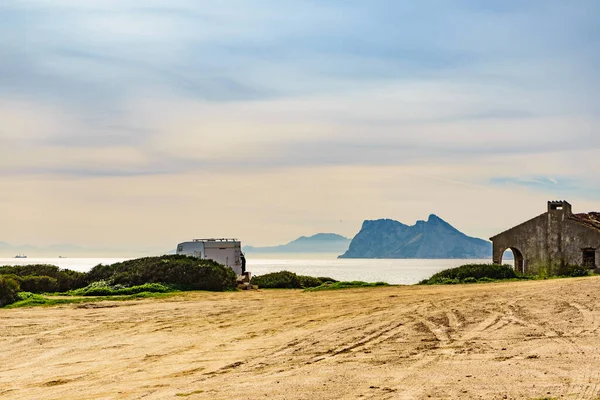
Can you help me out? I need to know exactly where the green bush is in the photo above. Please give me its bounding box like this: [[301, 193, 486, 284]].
[[1, 256, 238, 295], [299, 275, 323, 288], [55, 269, 89, 292], [251, 271, 303, 288], [0, 264, 60, 277], [420, 264, 517, 285], [0, 276, 21, 307], [462, 277, 477, 283], [250, 271, 335, 289], [85, 263, 118, 283], [0, 264, 88, 292], [87, 255, 237, 291], [18, 275, 59, 293], [559, 265, 590, 277]]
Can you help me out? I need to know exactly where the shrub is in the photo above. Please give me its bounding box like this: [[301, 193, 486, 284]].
[[420, 264, 517, 285], [55, 269, 89, 292], [299, 275, 323, 288], [559, 265, 590, 277], [250, 271, 335, 289], [462, 277, 477, 283], [18, 275, 59, 293], [0, 264, 88, 291], [251, 271, 303, 288], [0, 276, 21, 307], [0, 264, 60, 277], [1, 255, 240, 298], [87, 255, 237, 291], [85, 263, 119, 283]]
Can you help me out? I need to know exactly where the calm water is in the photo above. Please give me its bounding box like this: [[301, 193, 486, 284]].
[[0, 254, 505, 285]]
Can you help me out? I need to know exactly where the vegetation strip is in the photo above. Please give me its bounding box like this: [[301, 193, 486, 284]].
[[419, 263, 593, 285], [5, 291, 178, 309], [304, 281, 388, 291], [4, 257, 593, 309], [0, 255, 237, 308]]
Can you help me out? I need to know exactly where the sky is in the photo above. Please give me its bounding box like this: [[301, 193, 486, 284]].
[[1, 0, 599, 255]]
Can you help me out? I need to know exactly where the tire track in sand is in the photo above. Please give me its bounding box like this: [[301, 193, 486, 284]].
[[506, 302, 596, 400]]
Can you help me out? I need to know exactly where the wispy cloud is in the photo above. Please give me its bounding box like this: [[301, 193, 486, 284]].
[[0, 1, 598, 249]]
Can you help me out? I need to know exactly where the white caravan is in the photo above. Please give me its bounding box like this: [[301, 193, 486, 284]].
[[176, 238, 246, 276]]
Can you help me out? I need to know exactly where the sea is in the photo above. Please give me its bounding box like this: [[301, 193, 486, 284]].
[[0, 254, 510, 285]]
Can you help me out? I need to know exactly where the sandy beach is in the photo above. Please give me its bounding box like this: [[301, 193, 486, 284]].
[[2, 277, 600, 399]]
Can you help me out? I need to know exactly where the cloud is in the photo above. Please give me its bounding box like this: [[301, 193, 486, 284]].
[[0, 1, 599, 250]]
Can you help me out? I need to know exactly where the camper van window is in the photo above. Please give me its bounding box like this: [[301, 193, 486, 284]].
[[177, 245, 183, 252]]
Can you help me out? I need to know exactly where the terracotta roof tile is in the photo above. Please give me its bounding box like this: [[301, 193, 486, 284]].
[[571, 212, 600, 232]]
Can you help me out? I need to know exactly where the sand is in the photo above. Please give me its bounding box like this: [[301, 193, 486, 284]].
[[2, 277, 600, 399]]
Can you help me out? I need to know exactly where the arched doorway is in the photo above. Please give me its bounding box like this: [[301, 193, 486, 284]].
[[500, 247, 525, 274]]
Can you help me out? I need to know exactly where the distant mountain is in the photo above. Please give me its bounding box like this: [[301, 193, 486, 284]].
[[0, 241, 163, 258], [0, 242, 40, 256], [339, 215, 491, 259], [244, 233, 351, 253]]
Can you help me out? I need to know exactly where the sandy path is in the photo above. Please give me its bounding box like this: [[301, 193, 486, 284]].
[[2, 277, 600, 399]]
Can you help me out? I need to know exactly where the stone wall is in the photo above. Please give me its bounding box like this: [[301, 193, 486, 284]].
[[491, 201, 600, 276]]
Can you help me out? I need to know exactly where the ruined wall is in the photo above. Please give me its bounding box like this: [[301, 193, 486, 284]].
[[491, 213, 549, 274], [492, 203, 600, 276], [562, 220, 600, 268]]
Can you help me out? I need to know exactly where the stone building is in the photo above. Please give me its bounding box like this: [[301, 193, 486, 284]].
[[490, 201, 600, 275]]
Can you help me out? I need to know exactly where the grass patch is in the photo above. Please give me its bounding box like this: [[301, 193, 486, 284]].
[[419, 264, 522, 285], [5, 291, 178, 309], [304, 281, 389, 292], [67, 282, 172, 296]]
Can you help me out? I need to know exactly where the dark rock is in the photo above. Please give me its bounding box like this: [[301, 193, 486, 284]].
[[339, 215, 491, 259]]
